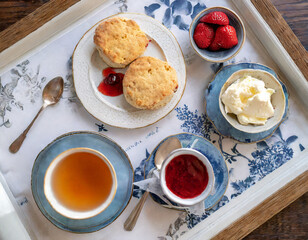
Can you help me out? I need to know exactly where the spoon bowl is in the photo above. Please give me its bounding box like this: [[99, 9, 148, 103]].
[[154, 137, 182, 170], [42, 77, 64, 106]]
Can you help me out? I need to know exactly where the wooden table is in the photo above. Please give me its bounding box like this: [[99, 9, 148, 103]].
[[0, 0, 307, 239]]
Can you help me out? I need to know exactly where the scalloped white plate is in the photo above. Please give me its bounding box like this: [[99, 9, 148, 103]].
[[72, 13, 186, 129]]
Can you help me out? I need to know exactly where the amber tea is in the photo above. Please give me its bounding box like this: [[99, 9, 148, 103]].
[[50, 151, 114, 212]]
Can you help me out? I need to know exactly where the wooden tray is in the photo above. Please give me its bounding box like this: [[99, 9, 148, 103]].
[[0, 0, 307, 239], [0, 0, 307, 81]]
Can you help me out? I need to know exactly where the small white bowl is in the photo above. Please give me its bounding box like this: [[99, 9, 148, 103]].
[[44, 147, 117, 219], [219, 69, 286, 133], [160, 148, 215, 206]]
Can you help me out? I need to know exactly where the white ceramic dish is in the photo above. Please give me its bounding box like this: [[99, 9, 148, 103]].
[[219, 69, 286, 134], [72, 13, 186, 129], [160, 148, 215, 206]]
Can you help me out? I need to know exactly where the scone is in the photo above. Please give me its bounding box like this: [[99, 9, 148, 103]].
[[93, 17, 149, 68], [123, 56, 178, 110]]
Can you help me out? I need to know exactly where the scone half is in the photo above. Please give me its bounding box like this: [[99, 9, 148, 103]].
[[123, 56, 178, 110], [94, 17, 149, 68]]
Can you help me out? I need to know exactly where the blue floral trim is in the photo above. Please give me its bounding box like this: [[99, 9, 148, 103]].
[[172, 104, 302, 229], [115, 0, 128, 13], [185, 195, 229, 229], [132, 104, 302, 230], [0, 60, 46, 128], [133, 149, 150, 198], [144, 0, 206, 31], [0, 57, 80, 128], [63, 57, 78, 103], [175, 104, 217, 141], [95, 123, 108, 132]]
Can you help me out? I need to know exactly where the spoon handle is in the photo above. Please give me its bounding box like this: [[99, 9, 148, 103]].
[[9, 105, 45, 153], [124, 191, 149, 231]]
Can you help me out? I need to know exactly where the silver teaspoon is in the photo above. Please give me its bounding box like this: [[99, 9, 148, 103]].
[[9, 77, 64, 153], [124, 137, 182, 231]]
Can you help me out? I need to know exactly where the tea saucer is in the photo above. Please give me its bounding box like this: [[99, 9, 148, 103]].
[[31, 131, 133, 233], [73, 13, 186, 129], [144, 133, 229, 210], [205, 63, 289, 143]]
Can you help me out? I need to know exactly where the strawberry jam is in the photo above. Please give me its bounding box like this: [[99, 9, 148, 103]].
[[102, 67, 115, 77], [98, 67, 124, 97], [146, 39, 152, 47], [165, 154, 208, 199]]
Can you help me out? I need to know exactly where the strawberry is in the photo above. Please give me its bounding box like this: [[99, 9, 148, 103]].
[[209, 25, 238, 51], [193, 23, 215, 49], [209, 41, 220, 51], [200, 11, 229, 26]]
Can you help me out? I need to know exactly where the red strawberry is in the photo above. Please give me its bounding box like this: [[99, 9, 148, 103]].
[[193, 23, 215, 49], [209, 25, 238, 51], [200, 11, 229, 26], [209, 41, 220, 51]]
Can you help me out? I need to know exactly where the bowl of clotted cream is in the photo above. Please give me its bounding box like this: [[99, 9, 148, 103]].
[[219, 69, 286, 133]]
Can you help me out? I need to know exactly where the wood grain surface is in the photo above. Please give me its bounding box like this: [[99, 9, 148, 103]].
[[214, 171, 308, 240], [271, 0, 308, 50], [0, 0, 80, 52], [251, 0, 308, 82], [0, 0, 307, 239]]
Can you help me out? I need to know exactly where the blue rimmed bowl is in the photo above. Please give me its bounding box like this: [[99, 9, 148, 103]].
[[219, 69, 286, 133], [205, 63, 289, 143], [189, 6, 246, 63]]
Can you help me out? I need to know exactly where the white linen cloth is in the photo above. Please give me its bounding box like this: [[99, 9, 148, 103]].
[[0, 0, 308, 239]]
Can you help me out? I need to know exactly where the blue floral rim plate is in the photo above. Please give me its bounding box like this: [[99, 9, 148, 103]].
[[31, 131, 134, 233], [205, 63, 289, 143], [144, 133, 229, 211]]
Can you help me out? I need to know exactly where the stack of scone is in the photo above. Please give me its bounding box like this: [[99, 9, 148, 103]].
[[94, 17, 178, 110]]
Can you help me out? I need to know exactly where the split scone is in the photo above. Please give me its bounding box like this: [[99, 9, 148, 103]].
[[93, 17, 149, 68], [123, 56, 178, 110]]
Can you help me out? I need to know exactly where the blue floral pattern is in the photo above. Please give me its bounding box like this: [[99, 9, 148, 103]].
[[115, 0, 128, 13], [299, 143, 305, 151], [0, 60, 46, 128], [171, 104, 302, 229], [0, 57, 80, 129], [144, 0, 206, 30], [175, 104, 217, 141], [249, 130, 295, 179], [131, 103, 299, 232], [0, 0, 306, 239], [95, 123, 108, 132], [185, 195, 229, 229], [62, 57, 78, 104], [133, 149, 150, 198]]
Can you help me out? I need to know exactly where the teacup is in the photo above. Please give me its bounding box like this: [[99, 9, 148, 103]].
[[160, 148, 215, 206], [44, 147, 117, 219]]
